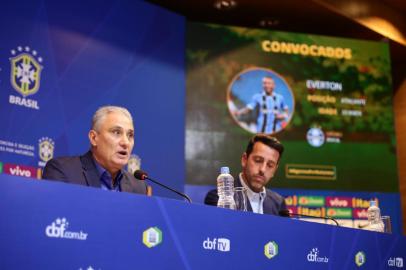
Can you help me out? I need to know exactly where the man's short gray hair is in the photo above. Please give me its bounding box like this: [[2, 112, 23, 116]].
[[91, 106, 133, 131]]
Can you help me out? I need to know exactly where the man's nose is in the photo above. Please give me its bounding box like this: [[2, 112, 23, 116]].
[[258, 162, 266, 175], [120, 134, 130, 147]]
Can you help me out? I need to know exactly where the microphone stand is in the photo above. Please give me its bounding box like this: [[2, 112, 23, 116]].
[[134, 170, 192, 203], [146, 176, 192, 203], [280, 210, 340, 226]]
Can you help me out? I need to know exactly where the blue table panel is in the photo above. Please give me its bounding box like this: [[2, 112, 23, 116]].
[[1, 175, 405, 270]]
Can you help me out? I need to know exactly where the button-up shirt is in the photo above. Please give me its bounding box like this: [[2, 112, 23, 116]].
[[94, 160, 123, 192], [239, 173, 267, 214]]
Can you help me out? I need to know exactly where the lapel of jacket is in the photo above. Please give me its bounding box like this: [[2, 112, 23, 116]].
[[80, 151, 102, 188], [120, 173, 134, 193], [262, 191, 273, 214]]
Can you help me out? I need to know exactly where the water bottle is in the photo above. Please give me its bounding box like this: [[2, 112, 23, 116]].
[[366, 200, 384, 232], [217, 167, 236, 209]]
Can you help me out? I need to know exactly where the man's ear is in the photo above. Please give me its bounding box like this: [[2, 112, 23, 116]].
[[241, 152, 248, 168], [275, 155, 281, 171], [88, 130, 97, 147]]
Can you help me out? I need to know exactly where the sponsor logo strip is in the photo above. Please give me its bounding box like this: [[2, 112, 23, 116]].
[[326, 208, 353, 219], [4, 163, 37, 178], [326, 196, 352, 207], [298, 196, 325, 207]]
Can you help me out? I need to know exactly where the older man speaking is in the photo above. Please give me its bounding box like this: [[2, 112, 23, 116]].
[[43, 106, 147, 195]]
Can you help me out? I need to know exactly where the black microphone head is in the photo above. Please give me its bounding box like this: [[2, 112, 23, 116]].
[[134, 169, 148, 180], [279, 209, 291, 217]]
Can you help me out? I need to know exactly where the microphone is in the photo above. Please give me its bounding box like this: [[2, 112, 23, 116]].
[[279, 209, 340, 226], [134, 170, 192, 203]]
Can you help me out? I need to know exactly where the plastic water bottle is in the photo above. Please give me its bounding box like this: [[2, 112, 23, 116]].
[[366, 200, 384, 232], [217, 167, 236, 209]]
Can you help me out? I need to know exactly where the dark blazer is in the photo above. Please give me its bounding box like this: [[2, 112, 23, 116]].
[[204, 175, 287, 216], [42, 151, 147, 195]]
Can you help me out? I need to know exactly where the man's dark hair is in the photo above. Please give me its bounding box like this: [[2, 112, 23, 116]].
[[245, 134, 284, 160]]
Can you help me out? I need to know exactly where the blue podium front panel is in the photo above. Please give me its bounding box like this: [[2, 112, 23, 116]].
[[0, 174, 405, 269]]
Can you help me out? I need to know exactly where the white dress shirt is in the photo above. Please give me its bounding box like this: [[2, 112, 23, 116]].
[[239, 173, 267, 214]]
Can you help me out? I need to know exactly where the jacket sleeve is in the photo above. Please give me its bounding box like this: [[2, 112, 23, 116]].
[[279, 196, 287, 211], [204, 189, 219, 206]]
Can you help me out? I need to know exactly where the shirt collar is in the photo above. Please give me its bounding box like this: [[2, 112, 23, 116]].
[[93, 157, 123, 191], [239, 173, 266, 199]]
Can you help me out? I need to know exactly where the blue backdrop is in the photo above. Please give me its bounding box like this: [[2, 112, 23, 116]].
[[0, 0, 185, 198]]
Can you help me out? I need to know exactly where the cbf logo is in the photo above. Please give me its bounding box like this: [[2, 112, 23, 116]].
[[78, 266, 101, 270], [9, 46, 42, 110], [127, 154, 141, 174], [355, 251, 366, 267], [203, 237, 231, 252], [38, 137, 54, 166], [143, 227, 162, 248], [10, 46, 43, 96], [264, 241, 278, 259], [388, 257, 404, 268], [45, 217, 88, 240], [307, 247, 329, 263]]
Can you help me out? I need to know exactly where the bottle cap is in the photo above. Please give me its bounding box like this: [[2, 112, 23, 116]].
[[220, 167, 230, 174], [369, 200, 376, 207]]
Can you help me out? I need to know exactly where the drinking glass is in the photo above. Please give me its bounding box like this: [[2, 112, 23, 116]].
[[381, 216, 392, 233], [234, 187, 248, 211]]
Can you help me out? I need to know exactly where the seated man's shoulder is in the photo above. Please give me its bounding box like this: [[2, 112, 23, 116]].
[[204, 189, 219, 206], [42, 155, 82, 181], [266, 188, 285, 202], [264, 188, 287, 215]]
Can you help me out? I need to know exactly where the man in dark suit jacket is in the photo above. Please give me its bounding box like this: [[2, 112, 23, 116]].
[[205, 134, 287, 215], [43, 106, 147, 195]]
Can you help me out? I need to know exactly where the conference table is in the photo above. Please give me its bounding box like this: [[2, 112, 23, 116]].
[[1, 174, 405, 269]]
